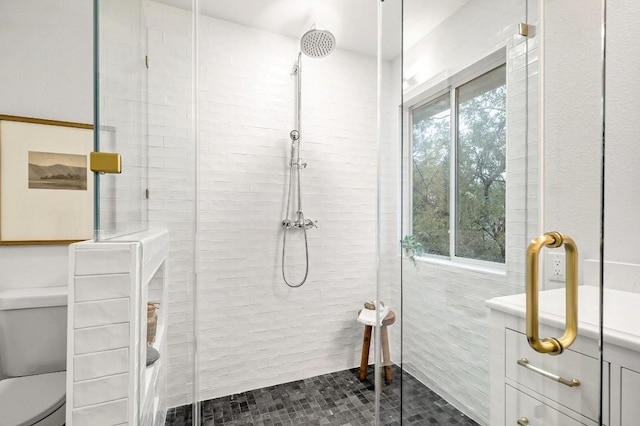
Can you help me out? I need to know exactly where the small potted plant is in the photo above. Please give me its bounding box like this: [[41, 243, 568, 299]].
[[401, 235, 423, 265]]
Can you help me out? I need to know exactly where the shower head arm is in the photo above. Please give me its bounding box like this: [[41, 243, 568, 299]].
[[295, 51, 302, 145]]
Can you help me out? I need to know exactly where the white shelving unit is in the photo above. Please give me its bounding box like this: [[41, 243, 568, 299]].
[[67, 230, 169, 426]]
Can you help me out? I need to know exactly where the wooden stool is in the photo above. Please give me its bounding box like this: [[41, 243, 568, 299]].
[[358, 310, 395, 383]]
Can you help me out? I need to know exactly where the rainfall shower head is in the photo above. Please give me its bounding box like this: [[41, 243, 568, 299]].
[[300, 28, 336, 58]]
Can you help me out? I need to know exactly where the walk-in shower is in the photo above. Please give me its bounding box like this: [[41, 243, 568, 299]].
[[281, 26, 336, 287]]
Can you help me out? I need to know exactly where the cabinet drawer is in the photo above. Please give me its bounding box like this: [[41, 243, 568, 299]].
[[621, 368, 640, 425], [506, 385, 597, 426], [505, 328, 604, 421]]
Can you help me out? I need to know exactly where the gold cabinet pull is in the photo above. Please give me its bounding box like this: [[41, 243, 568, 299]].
[[526, 232, 578, 355], [517, 417, 530, 426], [517, 358, 581, 387]]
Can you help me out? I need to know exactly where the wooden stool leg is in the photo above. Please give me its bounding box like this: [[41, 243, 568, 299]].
[[381, 325, 393, 383], [359, 325, 372, 381]]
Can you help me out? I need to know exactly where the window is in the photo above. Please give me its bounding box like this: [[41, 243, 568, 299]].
[[410, 64, 506, 264]]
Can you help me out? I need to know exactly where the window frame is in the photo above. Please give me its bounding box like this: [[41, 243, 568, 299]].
[[405, 49, 507, 269]]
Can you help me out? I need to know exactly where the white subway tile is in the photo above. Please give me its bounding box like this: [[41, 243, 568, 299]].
[[74, 323, 130, 355], [74, 298, 130, 329], [72, 398, 128, 426], [74, 348, 129, 381], [74, 248, 132, 276], [75, 274, 130, 302], [73, 373, 129, 408]]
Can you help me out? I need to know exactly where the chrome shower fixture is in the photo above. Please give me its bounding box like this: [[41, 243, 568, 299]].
[[282, 211, 317, 230], [281, 25, 336, 288], [300, 27, 336, 58]]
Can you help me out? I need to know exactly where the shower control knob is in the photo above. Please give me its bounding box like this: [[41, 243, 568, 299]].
[[290, 130, 300, 141], [304, 219, 318, 229], [281, 219, 293, 229]]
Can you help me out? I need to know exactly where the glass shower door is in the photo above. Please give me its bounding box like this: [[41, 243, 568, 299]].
[[93, 0, 149, 240], [94, 1, 199, 424], [396, 0, 605, 425]]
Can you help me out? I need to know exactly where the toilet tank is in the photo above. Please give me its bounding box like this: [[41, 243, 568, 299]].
[[0, 287, 67, 376]]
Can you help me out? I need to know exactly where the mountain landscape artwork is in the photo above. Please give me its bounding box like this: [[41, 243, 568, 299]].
[[28, 151, 87, 190]]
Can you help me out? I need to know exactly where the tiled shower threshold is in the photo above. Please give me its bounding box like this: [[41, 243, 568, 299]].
[[165, 366, 479, 425]]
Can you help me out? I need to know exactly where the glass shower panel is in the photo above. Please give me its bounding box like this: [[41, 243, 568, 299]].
[[94, 0, 149, 240], [602, 1, 640, 424], [399, 0, 605, 425], [95, 0, 198, 424], [377, 0, 403, 424]]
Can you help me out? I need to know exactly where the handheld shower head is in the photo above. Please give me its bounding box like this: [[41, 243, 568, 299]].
[[300, 28, 336, 58]]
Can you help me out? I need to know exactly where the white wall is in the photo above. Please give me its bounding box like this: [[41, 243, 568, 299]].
[[542, 0, 602, 275], [0, 0, 92, 293]]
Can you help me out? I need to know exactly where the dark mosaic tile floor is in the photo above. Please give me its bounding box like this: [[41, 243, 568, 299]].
[[165, 366, 479, 426]]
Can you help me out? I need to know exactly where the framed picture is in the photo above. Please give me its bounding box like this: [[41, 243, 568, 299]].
[[0, 115, 94, 245]]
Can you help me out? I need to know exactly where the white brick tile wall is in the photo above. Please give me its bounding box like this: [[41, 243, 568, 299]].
[[195, 15, 377, 400], [146, 1, 378, 406], [75, 274, 130, 302], [145, 2, 196, 408], [74, 249, 132, 276], [96, 0, 148, 238], [73, 348, 129, 381], [74, 298, 130, 329], [73, 373, 130, 407], [74, 323, 130, 355], [72, 398, 128, 426]]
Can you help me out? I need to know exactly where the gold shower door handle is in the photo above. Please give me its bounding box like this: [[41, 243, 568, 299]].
[[526, 232, 578, 355]]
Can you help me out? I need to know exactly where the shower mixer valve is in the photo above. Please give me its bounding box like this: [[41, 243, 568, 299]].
[[281, 216, 318, 230], [289, 159, 307, 168]]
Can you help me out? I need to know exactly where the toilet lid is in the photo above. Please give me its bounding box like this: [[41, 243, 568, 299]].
[[0, 371, 65, 426]]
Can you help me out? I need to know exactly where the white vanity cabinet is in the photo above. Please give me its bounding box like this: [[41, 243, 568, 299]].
[[607, 335, 640, 426], [620, 368, 640, 424], [488, 286, 640, 426]]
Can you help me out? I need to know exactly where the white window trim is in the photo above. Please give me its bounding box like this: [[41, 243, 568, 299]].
[[403, 48, 507, 270]]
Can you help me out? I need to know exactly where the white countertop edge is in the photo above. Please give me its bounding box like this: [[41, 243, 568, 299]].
[[486, 285, 640, 354]]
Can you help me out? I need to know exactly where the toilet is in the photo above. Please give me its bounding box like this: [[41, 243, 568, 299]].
[[0, 287, 67, 426]]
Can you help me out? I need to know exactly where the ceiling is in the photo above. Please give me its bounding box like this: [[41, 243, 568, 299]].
[[154, 0, 470, 60]]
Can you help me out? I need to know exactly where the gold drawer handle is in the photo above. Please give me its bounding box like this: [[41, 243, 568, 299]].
[[526, 232, 578, 355], [517, 418, 529, 426], [517, 358, 581, 387]]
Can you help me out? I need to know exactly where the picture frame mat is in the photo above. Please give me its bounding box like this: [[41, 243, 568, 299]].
[[0, 115, 94, 244]]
